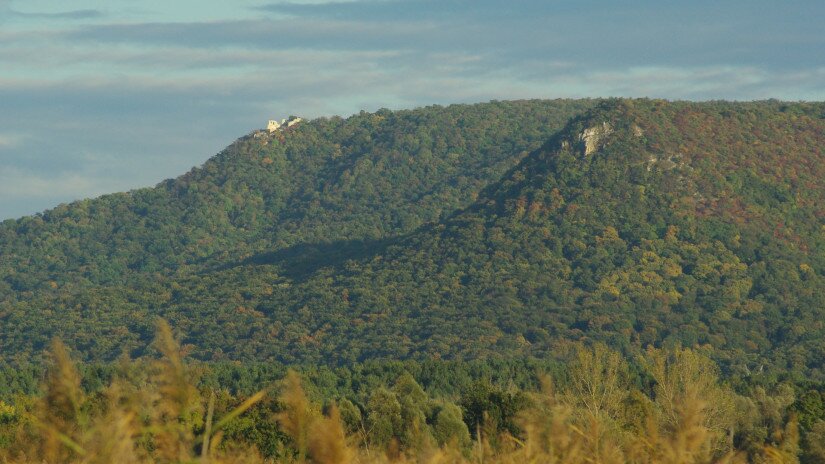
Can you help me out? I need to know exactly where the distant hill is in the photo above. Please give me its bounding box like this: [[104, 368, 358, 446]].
[[2, 98, 825, 380]]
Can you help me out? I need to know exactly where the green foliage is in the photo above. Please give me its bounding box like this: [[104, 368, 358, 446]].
[[366, 387, 403, 448], [460, 380, 526, 442], [432, 403, 470, 449], [0, 99, 596, 364], [2, 98, 825, 384]]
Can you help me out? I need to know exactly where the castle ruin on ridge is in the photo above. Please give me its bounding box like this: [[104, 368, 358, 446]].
[[267, 116, 304, 133]]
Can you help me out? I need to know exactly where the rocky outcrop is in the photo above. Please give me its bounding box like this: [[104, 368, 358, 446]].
[[579, 122, 613, 155]]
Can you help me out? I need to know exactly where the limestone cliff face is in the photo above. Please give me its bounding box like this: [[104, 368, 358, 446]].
[[558, 118, 643, 156], [579, 122, 613, 155]]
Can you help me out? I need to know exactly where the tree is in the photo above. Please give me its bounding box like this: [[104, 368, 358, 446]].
[[433, 403, 471, 449]]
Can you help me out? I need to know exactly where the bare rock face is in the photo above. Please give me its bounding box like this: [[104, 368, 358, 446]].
[[579, 122, 613, 155]]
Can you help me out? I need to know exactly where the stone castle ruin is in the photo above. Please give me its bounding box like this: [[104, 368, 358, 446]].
[[267, 116, 304, 133]]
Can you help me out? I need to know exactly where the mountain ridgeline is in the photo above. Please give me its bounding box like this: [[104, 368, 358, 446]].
[[2, 99, 825, 379]]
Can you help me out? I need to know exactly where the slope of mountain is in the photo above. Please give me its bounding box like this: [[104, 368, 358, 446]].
[[318, 99, 825, 376], [0, 99, 596, 361], [2, 99, 825, 380], [0, 99, 595, 288]]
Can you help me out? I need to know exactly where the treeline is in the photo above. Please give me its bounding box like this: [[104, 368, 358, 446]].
[[2, 322, 825, 463]]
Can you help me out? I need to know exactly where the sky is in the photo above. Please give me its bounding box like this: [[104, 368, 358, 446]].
[[1, 0, 823, 220]]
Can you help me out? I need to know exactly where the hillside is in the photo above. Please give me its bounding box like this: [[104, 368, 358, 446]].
[[312, 99, 825, 376], [0, 99, 596, 361], [3, 99, 825, 380], [0, 100, 595, 288]]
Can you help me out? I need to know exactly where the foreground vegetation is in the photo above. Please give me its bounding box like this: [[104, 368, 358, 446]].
[[1, 321, 824, 463]]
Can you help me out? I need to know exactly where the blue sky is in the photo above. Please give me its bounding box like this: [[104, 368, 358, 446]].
[[1, 0, 823, 220]]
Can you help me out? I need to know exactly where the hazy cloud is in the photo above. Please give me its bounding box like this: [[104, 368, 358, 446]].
[[0, 133, 24, 149], [10, 8, 103, 20], [0, 167, 108, 198]]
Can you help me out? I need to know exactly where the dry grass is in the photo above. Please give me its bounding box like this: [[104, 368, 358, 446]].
[[0, 323, 802, 463]]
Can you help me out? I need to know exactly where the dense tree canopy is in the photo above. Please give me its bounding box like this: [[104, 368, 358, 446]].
[[2, 99, 825, 383]]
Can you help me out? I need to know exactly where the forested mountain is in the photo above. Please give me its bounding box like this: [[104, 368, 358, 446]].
[[0, 99, 595, 361], [310, 99, 825, 376], [2, 99, 825, 380], [0, 100, 594, 287]]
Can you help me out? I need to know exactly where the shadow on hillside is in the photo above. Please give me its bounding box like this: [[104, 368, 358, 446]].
[[224, 237, 400, 281]]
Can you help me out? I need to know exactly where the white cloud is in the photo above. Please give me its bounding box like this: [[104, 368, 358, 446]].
[[0, 133, 24, 149]]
